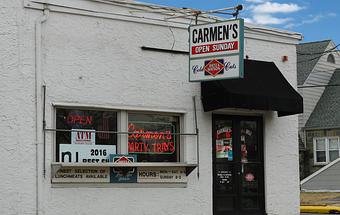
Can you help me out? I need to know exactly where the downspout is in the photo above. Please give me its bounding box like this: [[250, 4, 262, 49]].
[[35, 7, 49, 215]]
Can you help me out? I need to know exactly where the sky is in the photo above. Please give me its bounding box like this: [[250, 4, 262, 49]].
[[137, 0, 340, 45]]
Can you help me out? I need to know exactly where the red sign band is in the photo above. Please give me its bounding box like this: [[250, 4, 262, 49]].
[[192, 41, 238, 55]]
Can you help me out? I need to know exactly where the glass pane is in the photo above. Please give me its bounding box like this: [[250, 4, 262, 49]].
[[241, 164, 259, 195], [56, 109, 117, 162], [316, 139, 326, 150], [241, 196, 259, 209], [215, 120, 233, 160], [329, 138, 339, 150], [316, 151, 326, 162], [215, 164, 234, 193], [215, 196, 234, 212], [240, 121, 258, 162], [128, 113, 179, 162], [329, 150, 339, 162]]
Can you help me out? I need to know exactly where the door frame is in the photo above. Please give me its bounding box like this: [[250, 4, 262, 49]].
[[212, 114, 266, 215]]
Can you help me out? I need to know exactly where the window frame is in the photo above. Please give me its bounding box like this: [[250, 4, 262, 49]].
[[313, 136, 340, 165], [127, 111, 182, 162], [53, 107, 120, 162], [53, 106, 184, 163]]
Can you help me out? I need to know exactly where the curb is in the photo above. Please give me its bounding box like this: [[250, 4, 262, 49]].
[[301, 205, 340, 214]]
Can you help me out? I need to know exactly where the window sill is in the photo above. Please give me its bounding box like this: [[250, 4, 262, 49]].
[[51, 183, 188, 188], [313, 163, 328, 166], [51, 162, 197, 186], [51, 162, 197, 176]]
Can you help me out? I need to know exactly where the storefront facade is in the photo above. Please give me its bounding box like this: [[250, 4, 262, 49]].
[[0, 0, 302, 214]]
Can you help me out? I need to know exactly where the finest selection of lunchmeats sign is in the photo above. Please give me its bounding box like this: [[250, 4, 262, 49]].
[[189, 19, 244, 81]]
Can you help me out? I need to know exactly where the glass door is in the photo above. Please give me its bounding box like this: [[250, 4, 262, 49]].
[[213, 115, 265, 215]]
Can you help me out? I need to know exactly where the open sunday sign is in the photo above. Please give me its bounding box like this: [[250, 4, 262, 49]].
[[189, 19, 244, 82]]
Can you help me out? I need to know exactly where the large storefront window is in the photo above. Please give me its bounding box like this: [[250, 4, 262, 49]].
[[128, 113, 179, 162], [56, 108, 117, 162]]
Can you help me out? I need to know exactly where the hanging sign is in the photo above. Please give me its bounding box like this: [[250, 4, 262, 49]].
[[189, 19, 244, 82]]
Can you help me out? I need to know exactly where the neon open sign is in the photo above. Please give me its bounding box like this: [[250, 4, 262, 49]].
[[128, 123, 175, 154]]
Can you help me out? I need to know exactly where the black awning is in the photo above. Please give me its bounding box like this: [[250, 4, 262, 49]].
[[201, 59, 303, 117]]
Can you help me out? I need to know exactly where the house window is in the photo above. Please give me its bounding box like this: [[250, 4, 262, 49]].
[[327, 54, 335, 64], [56, 108, 118, 162], [313, 137, 340, 165], [128, 112, 180, 162]]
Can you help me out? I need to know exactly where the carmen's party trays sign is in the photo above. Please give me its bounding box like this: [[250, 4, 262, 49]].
[[189, 19, 244, 82]]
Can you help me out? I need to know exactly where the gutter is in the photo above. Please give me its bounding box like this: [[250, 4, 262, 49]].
[[35, 7, 49, 215]]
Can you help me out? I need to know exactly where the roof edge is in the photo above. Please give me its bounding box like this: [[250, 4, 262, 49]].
[[301, 157, 340, 185], [298, 40, 332, 45]]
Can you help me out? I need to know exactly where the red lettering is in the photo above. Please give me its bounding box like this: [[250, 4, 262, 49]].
[[134, 142, 140, 152], [152, 143, 157, 153], [144, 132, 151, 139], [162, 142, 169, 152], [169, 142, 175, 153], [142, 143, 148, 152], [67, 115, 73, 124], [74, 115, 82, 124], [156, 143, 162, 153], [128, 123, 172, 140], [128, 142, 135, 152], [128, 124, 135, 138], [166, 131, 172, 140], [66, 114, 93, 125], [86, 116, 92, 125]]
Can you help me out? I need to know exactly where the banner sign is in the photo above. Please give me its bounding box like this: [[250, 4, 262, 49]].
[[53, 167, 110, 183], [189, 19, 244, 82], [109, 154, 137, 183], [71, 129, 95, 145], [59, 144, 116, 163], [52, 166, 187, 184]]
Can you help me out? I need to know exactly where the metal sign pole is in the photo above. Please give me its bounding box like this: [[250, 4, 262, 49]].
[[193, 96, 199, 179], [43, 85, 46, 178]]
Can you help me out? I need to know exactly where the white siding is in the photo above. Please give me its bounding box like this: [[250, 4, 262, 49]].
[[299, 42, 340, 129]]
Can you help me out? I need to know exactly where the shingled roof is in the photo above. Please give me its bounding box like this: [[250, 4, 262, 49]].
[[305, 69, 340, 129], [297, 40, 331, 85]]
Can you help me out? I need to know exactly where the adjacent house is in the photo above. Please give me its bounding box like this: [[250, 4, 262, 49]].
[[298, 40, 340, 179], [301, 157, 340, 192]]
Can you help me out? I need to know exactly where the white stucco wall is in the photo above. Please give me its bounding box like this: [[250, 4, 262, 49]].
[[0, 0, 301, 214]]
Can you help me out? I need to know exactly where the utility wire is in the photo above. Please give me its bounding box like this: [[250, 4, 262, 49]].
[[298, 83, 340, 89], [296, 44, 340, 64], [297, 50, 339, 55], [306, 69, 340, 74]]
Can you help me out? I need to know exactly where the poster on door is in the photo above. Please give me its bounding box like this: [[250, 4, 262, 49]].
[[216, 126, 233, 160]]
